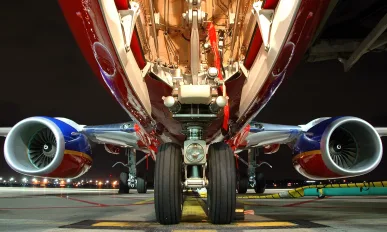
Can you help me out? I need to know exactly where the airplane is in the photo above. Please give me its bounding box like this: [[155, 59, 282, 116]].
[[1, 0, 387, 225]]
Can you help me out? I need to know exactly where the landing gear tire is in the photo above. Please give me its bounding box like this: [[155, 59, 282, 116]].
[[154, 143, 183, 225], [237, 175, 249, 194], [137, 177, 147, 194], [118, 172, 130, 194], [207, 142, 236, 224], [254, 172, 266, 194]]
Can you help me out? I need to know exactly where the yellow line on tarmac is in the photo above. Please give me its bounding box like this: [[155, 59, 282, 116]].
[[133, 198, 154, 205], [236, 221, 296, 227], [181, 196, 208, 222], [92, 222, 134, 227], [172, 230, 216, 232]]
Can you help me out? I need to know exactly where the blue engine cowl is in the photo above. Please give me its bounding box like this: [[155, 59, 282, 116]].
[[4, 117, 92, 178], [292, 117, 383, 180]]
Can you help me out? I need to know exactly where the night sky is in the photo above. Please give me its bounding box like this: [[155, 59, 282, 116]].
[[0, 1, 386, 181]]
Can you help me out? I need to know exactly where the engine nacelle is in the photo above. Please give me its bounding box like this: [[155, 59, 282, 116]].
[[4, 117, 92, 178], [292, 117, 382, 180]]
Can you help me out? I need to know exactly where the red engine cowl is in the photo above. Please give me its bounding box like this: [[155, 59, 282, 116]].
[[45, 150, 92, 178], [292, 117, 383, 180]]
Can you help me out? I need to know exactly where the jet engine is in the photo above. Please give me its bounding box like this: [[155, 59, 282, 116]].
[[4, 117, 92, 178], [292, 117, 382, 180]]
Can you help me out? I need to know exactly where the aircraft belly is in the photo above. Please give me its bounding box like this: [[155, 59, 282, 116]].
[[233, 0, 332, 135], [58, 0, 157, 138]]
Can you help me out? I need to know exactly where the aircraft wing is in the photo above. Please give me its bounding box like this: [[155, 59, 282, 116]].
[[0, 127, 12, 137], [0, 117, 152, 153], [375, 128, 387, 137], [233, 117, 387, 151]]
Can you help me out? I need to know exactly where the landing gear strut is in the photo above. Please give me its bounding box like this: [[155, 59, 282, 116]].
[[113, 148, 153, 194]]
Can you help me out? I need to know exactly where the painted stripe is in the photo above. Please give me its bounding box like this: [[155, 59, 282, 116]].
[[283, 196, 329, 207], [292, 149, 321, 162], [133, 198, 154, 205], [92, 222, 138, 227], [58, 196, 108, 207], [182, 196, 208, 222], [235, 221, 296, 227], [172, 230, 217, 232], [64, 149, 92, 162]]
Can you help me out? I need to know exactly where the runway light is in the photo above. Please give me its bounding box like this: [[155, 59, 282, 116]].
[[43, 178, 48, 183], [66, 179, 71, 183], [112, 181, 118, 186], [98, 181, 102, 186], [22, 178, 28, 183], [106, 180, 109, 184], [9, 177, 14, 181], [0, 177, 2, 181]]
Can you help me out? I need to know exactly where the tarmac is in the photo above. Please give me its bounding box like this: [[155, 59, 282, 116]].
[[0, 187, 387, 232]]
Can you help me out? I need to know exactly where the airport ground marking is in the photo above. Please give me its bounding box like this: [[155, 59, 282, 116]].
[[283, 196, 330, 207], [133, 197, 155, 205], [57, 195, 108, 207], [61, 219, 328, 230]]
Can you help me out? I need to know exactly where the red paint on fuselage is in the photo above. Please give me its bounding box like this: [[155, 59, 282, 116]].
[[234, 0, 331, 137], [58, 0, 160, 145], [263, 144, 280, 154], [228, 124, 250, 151], [263, 0, 280, 9], [113, 0, 129, 10], [59, 0, 330, 149]]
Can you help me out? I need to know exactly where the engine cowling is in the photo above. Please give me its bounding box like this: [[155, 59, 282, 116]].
[[4, 117, 92, 178], [292, 117, 382, 180]]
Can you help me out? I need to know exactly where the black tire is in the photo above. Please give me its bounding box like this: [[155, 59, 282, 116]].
[[207, 142, 236, 224], [254, 172, 266, 194], [237, 175, 249, 194], [154, 143, 183, 225], [118, 172, 130, 194], [137, 177, 147, 193]]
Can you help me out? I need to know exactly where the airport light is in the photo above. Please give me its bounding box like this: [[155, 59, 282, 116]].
[[43, 178, 48, 183], [22, 178, 28, 183], [66, 179, 71, 183], [106, 180, 109, 184], [9, 177, 14, 181], [0, 177, 2, 181]]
